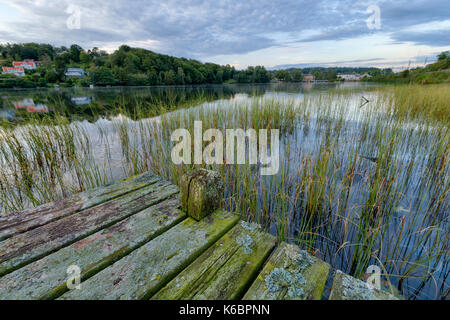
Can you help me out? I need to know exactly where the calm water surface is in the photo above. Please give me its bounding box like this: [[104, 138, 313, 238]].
[[0, 82, 447, 300]]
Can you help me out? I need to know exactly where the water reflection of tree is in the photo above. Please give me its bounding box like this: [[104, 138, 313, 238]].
[[0, 84, 333, 125], [1, 85, 271, 125]]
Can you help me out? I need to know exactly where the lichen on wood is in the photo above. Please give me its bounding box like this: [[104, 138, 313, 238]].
[[152, 220, 276, 300], [0, 196, 185, 300], [0, 180, 178, 277], [329, 270, 401, 300], [58, 209, 239, 300], [180, 169, 224, 221], [243, 242, 330, 300], [0, 171, 160, 241]]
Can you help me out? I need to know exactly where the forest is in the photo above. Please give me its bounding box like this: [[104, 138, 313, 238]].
[[0, 43, 271, 88]]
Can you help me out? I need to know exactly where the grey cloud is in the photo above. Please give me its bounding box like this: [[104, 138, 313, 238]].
[[271, 58, 385, 70], [391, 29, 450, 47], [1, 0, 449, 59]]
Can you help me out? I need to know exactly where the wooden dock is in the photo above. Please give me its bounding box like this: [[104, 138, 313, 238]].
[[0, 169, 399, 300]]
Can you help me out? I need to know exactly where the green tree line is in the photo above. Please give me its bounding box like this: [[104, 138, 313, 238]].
[[0, 43, 272, 88], [272, 66, 394, 82], [363, 51, 450, 84]]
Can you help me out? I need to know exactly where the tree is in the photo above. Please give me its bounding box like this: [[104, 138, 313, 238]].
[[437, 51, 450, 61], [40, 53, 52, 66], [401, 69, 410, 78], [176, 67, 185, 85], [69, 44, 83, 63], [291, 70, 302, 82], [164, 70, 176, 85], [0, 43, 275, 87], [326, 70, 337, 81], [214, 69, 223, 83], [91, 67, 115, 86], [80, 51, 91, 64], [44, 69, 59, 83], [275, 70, 291, 81], [148, 69, 159, 85]]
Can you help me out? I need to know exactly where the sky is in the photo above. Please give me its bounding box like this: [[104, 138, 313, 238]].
[[0, 0, 449, 70]]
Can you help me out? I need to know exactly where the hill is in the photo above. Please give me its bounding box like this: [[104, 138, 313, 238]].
[[0, 43, 271, 88], [364, 51, 450, 84]]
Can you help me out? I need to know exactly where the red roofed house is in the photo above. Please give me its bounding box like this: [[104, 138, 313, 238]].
[[2, 66, 25, 77], [27, 104, 48, 113], [13, 98, 35, 109], [13, 59, 39, 70]]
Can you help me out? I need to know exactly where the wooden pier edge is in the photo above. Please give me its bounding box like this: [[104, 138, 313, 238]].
[[0, 169, 401, 300]]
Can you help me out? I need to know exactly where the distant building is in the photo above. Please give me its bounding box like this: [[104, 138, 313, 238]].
[[65, 68, 86, 77], [13, 60, 40, 70], [337, 74, 363, 81], [27, 104, 48, 113], [71, 96, 92, 105], [2, 66, 25, 77], [13, 98, 35, 109], [302, 74, 315, 82], [12, 98, 48, 113]]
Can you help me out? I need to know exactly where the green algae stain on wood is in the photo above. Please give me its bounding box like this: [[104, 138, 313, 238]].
[[329, 270, 401, 300], [58, 209, 239, 300], [0, 172, 160, 241], [152, 220, 276, 300], [0, 181, 178, 277], [0, 196, 185, 300], [243, 242, 330, 300], [180, 169, 224, 221]]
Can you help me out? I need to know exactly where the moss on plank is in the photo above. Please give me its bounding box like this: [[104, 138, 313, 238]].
[[329, 270, 401, 300], [243, 242, 330, 300], [57, 209, 239, 300], [0, 181, 178, 277], [0, 196, 185, 300], [152, 220, 276, 300]]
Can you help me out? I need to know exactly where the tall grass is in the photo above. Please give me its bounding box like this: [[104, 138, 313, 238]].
[[0, 84, 448, 299]]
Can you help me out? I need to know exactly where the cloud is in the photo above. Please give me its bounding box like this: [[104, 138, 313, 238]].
[[0, 0, 448, 63], [271, 58, 385, 70], [390, 29, 450, 47]]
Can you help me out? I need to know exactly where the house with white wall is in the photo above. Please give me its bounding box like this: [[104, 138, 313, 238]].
[[337, 74, 363, 81], [65, 68, 86, 77], [2, 67, 25, 77]]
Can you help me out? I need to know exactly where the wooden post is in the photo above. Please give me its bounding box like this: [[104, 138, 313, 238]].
[[180, 169, 224, 221]]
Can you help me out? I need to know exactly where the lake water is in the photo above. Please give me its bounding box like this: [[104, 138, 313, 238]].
[[0, 82, 448, 300], [0, 82, 378, 123]]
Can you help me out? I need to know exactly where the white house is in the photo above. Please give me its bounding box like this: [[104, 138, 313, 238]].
[[13, 60, 40, 70], [2, 67, 25, 77], [71, 96, 92, 105], [13, 98, 35, 109], [337, 74, 363, 81], [65, 68, 86, 77]]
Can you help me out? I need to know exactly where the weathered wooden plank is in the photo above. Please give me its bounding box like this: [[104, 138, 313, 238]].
[[0, 172, 160, 241], [243, 242, 330, 300], [0, 196, 185, 300], [152, 221, 276, 300], [0, 180, 178, 277], [180, 169, 224, 221], [58, 210, 239, 300], [329, 270, 400, 300]]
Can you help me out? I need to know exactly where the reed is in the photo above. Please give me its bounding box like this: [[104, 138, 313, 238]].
[[0, 84, 448, 299]]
